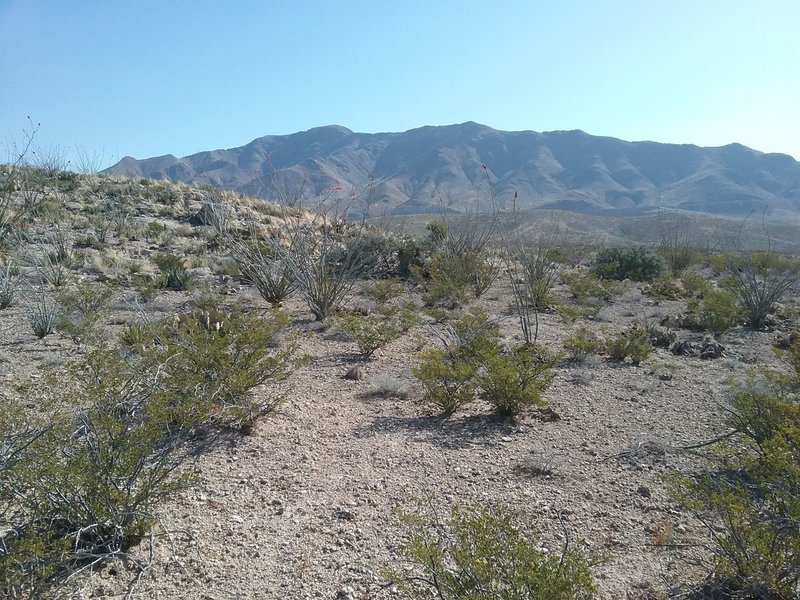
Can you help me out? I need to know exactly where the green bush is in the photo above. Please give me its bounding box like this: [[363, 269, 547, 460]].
[[141, 308, 297, 430], [688, 287, 741, 334], [412, 308, 497, 414], [413, 309, 555, 418], [360, 277, 404, 305], [668, 341, 800, 598], [338, 311, 403, 360], [562, 326, 604, 362], [417, 249, 498, 307], [0, 351, 191, 597], [390, 504, 595, 600], [607, 327, 652, 365], [478, 343, 557, 417], [560, 270, 615, 304], [592, 246, 664, 281], [644, 273, 686, 300], [151, 252, 193, 290]]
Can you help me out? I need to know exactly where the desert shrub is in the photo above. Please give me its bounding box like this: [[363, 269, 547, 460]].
[[55, 280, 114, 341], [688, 287, 741, 335], [412, 308, 498, 414], [477, 343, 557, 417], [563, 326, 604, 362], [592, 246, 664, 281], [668, 341, 800, 599], [658, 214, 698, 274], [560, 270, 615, 304], [139, 308, 297, 430], [390, 504, 595, 600], [412, 347, 478, 414], [397, 237, 426, 278], [607, 327, 652, 365], [228, 238, 294, 305], [151, 252, 193, 291], [338, 311, 403, 359], [26, 292, 58, 338], [418, 249, 498, 307], [338, 229, 399, 277], [414, 309, 555, 418], [680, 270, 713, 297], [724, 250, 799, 327], [0, 351, 191, 597], [0, 263, 17, 308], [360, 277, 404, 305], [425, 217, 448, 245], [645, 273, 686, 300], [554, 303, 594, 324]]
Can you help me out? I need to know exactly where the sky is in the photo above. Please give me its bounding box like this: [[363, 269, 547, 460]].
[[1, 0, 799, 169]]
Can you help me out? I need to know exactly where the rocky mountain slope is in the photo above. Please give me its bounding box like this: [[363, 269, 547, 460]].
[[106, 122, 800, 219]]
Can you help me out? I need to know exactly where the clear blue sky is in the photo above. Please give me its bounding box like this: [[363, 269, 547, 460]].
[[1, 0, 798, 169]]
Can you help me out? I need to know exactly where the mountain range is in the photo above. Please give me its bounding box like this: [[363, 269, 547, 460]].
[[105, 122, 800, 219]]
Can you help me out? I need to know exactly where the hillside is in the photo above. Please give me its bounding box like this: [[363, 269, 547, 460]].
[[1, 170, 800, 598], [105, 122, 800, 219]]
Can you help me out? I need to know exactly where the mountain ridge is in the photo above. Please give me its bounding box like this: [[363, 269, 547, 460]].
[[105, 123, 800, 219]]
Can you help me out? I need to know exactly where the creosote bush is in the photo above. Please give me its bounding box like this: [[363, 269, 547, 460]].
[[592, 246, 664, 282], [337, 310, 403, 360], [413, 308, 556, 417], [687, 287, 741, 335], [562, 326, 604, 362], [668, 340, 800, 599], [477, 343, 557, 417], [0, 304, 298, 595], [360, 277, 404, 305], [607, 326, 652, 365], [389, 504, 595, 600], [560, 270, 616, 304]]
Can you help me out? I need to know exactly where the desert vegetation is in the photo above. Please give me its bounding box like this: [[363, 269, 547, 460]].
[[1, 153, 799, 598]]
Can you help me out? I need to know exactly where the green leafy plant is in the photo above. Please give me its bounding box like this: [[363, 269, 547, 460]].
[[417, 249, 498, 307], [593, 246, 664, 282], [687, 287, 741, 335], [560, 270, 615, 304], [668, 340, 800, 599], [0, 351, 191, 597], [412, 308, 498, 414], [607, 326, 652, 365], [141, 308, 297, 430], [477, 343, 557, 417], [389, 504, 595, 600], [562, 326, 604, 362], [338, 311, 403, 359], [360, 277, 404, 305], [151, 252, 193, 291]]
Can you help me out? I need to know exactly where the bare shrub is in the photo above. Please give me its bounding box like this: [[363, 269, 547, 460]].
[[725, 249, 798, 327]]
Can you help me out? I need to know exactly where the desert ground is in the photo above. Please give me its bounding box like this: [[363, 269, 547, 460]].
[[1, 172, 798, 599]]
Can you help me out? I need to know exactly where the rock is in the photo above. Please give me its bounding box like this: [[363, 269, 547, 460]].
[[699, 339, 725, 359], [344, 365, 365, 381], [636, 485, 652, 498]]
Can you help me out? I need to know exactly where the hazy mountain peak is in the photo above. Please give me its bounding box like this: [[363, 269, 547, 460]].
[[105, 123, 800, 219]]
